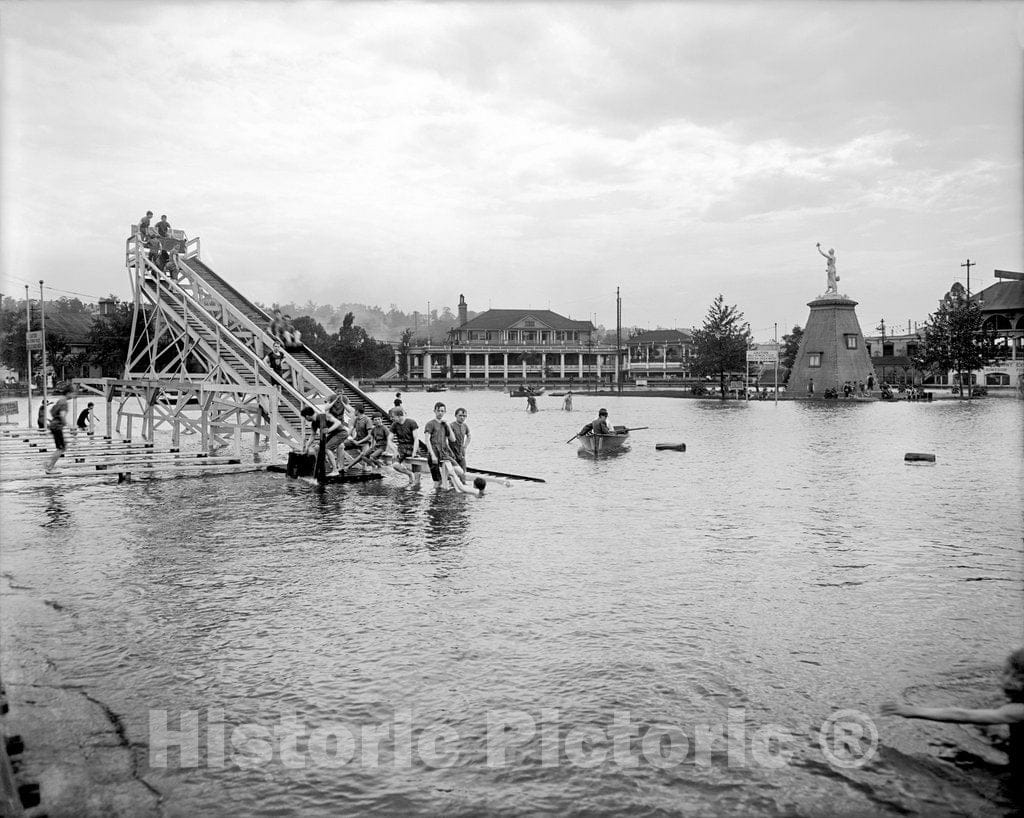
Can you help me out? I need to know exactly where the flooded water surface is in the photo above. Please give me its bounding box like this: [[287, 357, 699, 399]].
[[1, 391, 1021, 816]]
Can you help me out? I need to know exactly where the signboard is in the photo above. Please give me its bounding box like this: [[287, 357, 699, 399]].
[[0, 401, 17, 417], [746, 349, 779, 363], [25, 330, 43, 350], [635, 379, 648, 387]]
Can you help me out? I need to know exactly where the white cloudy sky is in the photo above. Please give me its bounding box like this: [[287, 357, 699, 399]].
[[1, 1, 1021, 339]]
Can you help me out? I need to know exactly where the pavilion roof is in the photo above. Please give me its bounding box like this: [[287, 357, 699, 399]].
[[975, 280, 1024, 312], [459, 309, 593, 331], [628, 329, 693, 344]]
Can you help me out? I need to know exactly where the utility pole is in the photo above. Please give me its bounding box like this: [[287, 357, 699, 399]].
[[961, 258, 974, 298], [961, 259, 975, 400], [25, 285, 32, 428], [616, 286, 622, 394], [39, 280, 48, 410], [774, 322, 779, 404], [877, 318, 886, 341]]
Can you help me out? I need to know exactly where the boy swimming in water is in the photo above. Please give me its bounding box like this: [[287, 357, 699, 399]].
[[880, 648, 1024, 808]]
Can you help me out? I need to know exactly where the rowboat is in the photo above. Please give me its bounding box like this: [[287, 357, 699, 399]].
[[578, 428, 630, 458]]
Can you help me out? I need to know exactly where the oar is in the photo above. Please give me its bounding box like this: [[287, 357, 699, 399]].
[[621, 426, 649, 432], [465, 466, 546, 484], [565, 433, 581, 444]]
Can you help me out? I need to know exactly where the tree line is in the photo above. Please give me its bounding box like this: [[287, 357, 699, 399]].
[[0, 297, 400, 382]]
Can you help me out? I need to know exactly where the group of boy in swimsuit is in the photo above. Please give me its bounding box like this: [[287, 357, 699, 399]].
[[300, 393, 490, 495]]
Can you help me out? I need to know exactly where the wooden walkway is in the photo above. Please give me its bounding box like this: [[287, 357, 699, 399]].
[[0, 429, 265, 483]]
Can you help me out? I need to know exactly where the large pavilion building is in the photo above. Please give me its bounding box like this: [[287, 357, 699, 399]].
[[401, 295, 621, 382], [862, 275, 1024, 389], [974, 276, 1024, 387]]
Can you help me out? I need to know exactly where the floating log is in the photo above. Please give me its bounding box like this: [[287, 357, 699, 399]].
[[655, 443, 687, 452], [904, 452, 936, 463]]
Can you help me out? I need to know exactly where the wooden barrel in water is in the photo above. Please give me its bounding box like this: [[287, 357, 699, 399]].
[[904, 452, 936, 463]]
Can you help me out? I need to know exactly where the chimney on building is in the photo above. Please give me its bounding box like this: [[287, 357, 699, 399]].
[[458, 294, 467, 327]]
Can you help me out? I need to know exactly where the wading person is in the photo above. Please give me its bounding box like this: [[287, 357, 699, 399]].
[[76, 402, 97, 435], [880, 648, 1024, 810], [300, 404, 345, 475], [563, 390, 573, 411], [44, 387, 71, 473], [388, 398, 403, 424], [423, 402, 457, 488], [389, 407, 420, 487], [449, 407, 470, 470]]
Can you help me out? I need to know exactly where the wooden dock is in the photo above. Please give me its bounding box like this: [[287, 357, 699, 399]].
[[0, 429, 265, 483]]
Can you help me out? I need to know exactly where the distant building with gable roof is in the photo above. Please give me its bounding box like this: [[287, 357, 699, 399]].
[[401, 295, 620, 382], [626, 329, 695, 381]]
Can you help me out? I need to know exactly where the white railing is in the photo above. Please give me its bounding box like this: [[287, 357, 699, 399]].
[[134, 268, 312, 446]]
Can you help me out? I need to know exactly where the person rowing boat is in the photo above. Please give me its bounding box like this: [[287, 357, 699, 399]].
[[579, 407, 611, 438]]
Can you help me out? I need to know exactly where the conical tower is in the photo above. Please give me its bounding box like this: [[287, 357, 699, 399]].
[[789, 269, 874, 396]]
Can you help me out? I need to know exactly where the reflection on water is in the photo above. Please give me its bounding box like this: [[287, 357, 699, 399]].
[[1, 393, 1021, 816]]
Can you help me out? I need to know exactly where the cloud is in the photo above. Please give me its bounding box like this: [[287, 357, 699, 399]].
[[0, 1, 1020, 336]]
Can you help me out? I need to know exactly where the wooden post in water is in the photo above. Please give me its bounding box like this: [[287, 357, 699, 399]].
[[25, 285, 33, 429], [269, 389, 279, 462], [105, 382, 113, 439], [144, 385, 156, 441]]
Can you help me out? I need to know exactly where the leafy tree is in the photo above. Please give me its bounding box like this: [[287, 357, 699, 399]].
[[691, 294, 751, 398], [780, 325, 803, 383], [0, 306, 28, 376], [397, 327, 414, 378], [86, 301, 134, 376], [329, 312, 394, 378], [913, 282, 996, 396], [290, 315, 330, 352], [44, 334, 74, 381]]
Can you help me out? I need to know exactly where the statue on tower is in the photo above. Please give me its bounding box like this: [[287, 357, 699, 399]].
[[816, 243, 839, 293]]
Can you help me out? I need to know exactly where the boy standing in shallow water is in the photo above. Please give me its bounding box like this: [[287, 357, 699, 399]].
[[449, 407, 470, 470], [388, 407, 420, 486], [423, 402, 457, 488], [881, 648, 1024, 809]]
